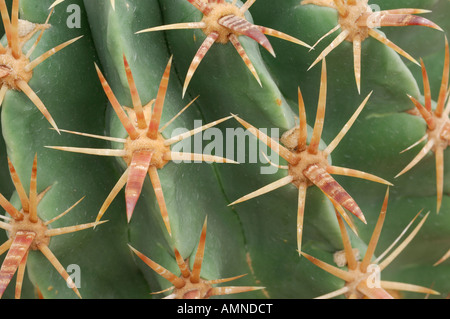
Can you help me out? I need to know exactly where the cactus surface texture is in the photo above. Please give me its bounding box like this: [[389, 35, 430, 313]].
[[0, 0, 448, 300]]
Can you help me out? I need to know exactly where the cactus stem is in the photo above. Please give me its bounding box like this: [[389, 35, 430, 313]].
[[0, 0, 83, 133], [230, 62, 402, 252], [50, 58, 234, 231]]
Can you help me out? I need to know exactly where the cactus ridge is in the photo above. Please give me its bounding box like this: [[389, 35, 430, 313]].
[[46, 55, 236, 235], [0, 0, 448, 299], [397, 38, 450, 215], [137, 0, 311, 97], [129, 217, 265, 299], [302, 0, 443, 93], [0, 1, 81, 133], [0, 155, 104, 299], [302, 188, 439, 299], [229, 59, 393, 255]]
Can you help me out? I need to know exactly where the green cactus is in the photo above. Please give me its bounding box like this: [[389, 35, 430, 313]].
[[0, 0, 448, 300]]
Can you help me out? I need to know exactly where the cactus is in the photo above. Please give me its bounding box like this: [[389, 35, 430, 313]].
[[0, 0, 448, 300]]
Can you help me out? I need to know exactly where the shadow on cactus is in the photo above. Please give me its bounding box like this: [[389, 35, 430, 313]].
[[0, 0, 82, 132], [46, 56, 236, 236], [137, 0, 311, 97], [228, 59, 392, 254], [302, 0, 442, 93], [301, 188, 439, 299], [0, 155, 104, 299], [129, 217, 264, 299]]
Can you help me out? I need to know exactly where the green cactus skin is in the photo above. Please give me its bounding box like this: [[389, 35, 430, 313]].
[[0, 0, 447, 299]]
